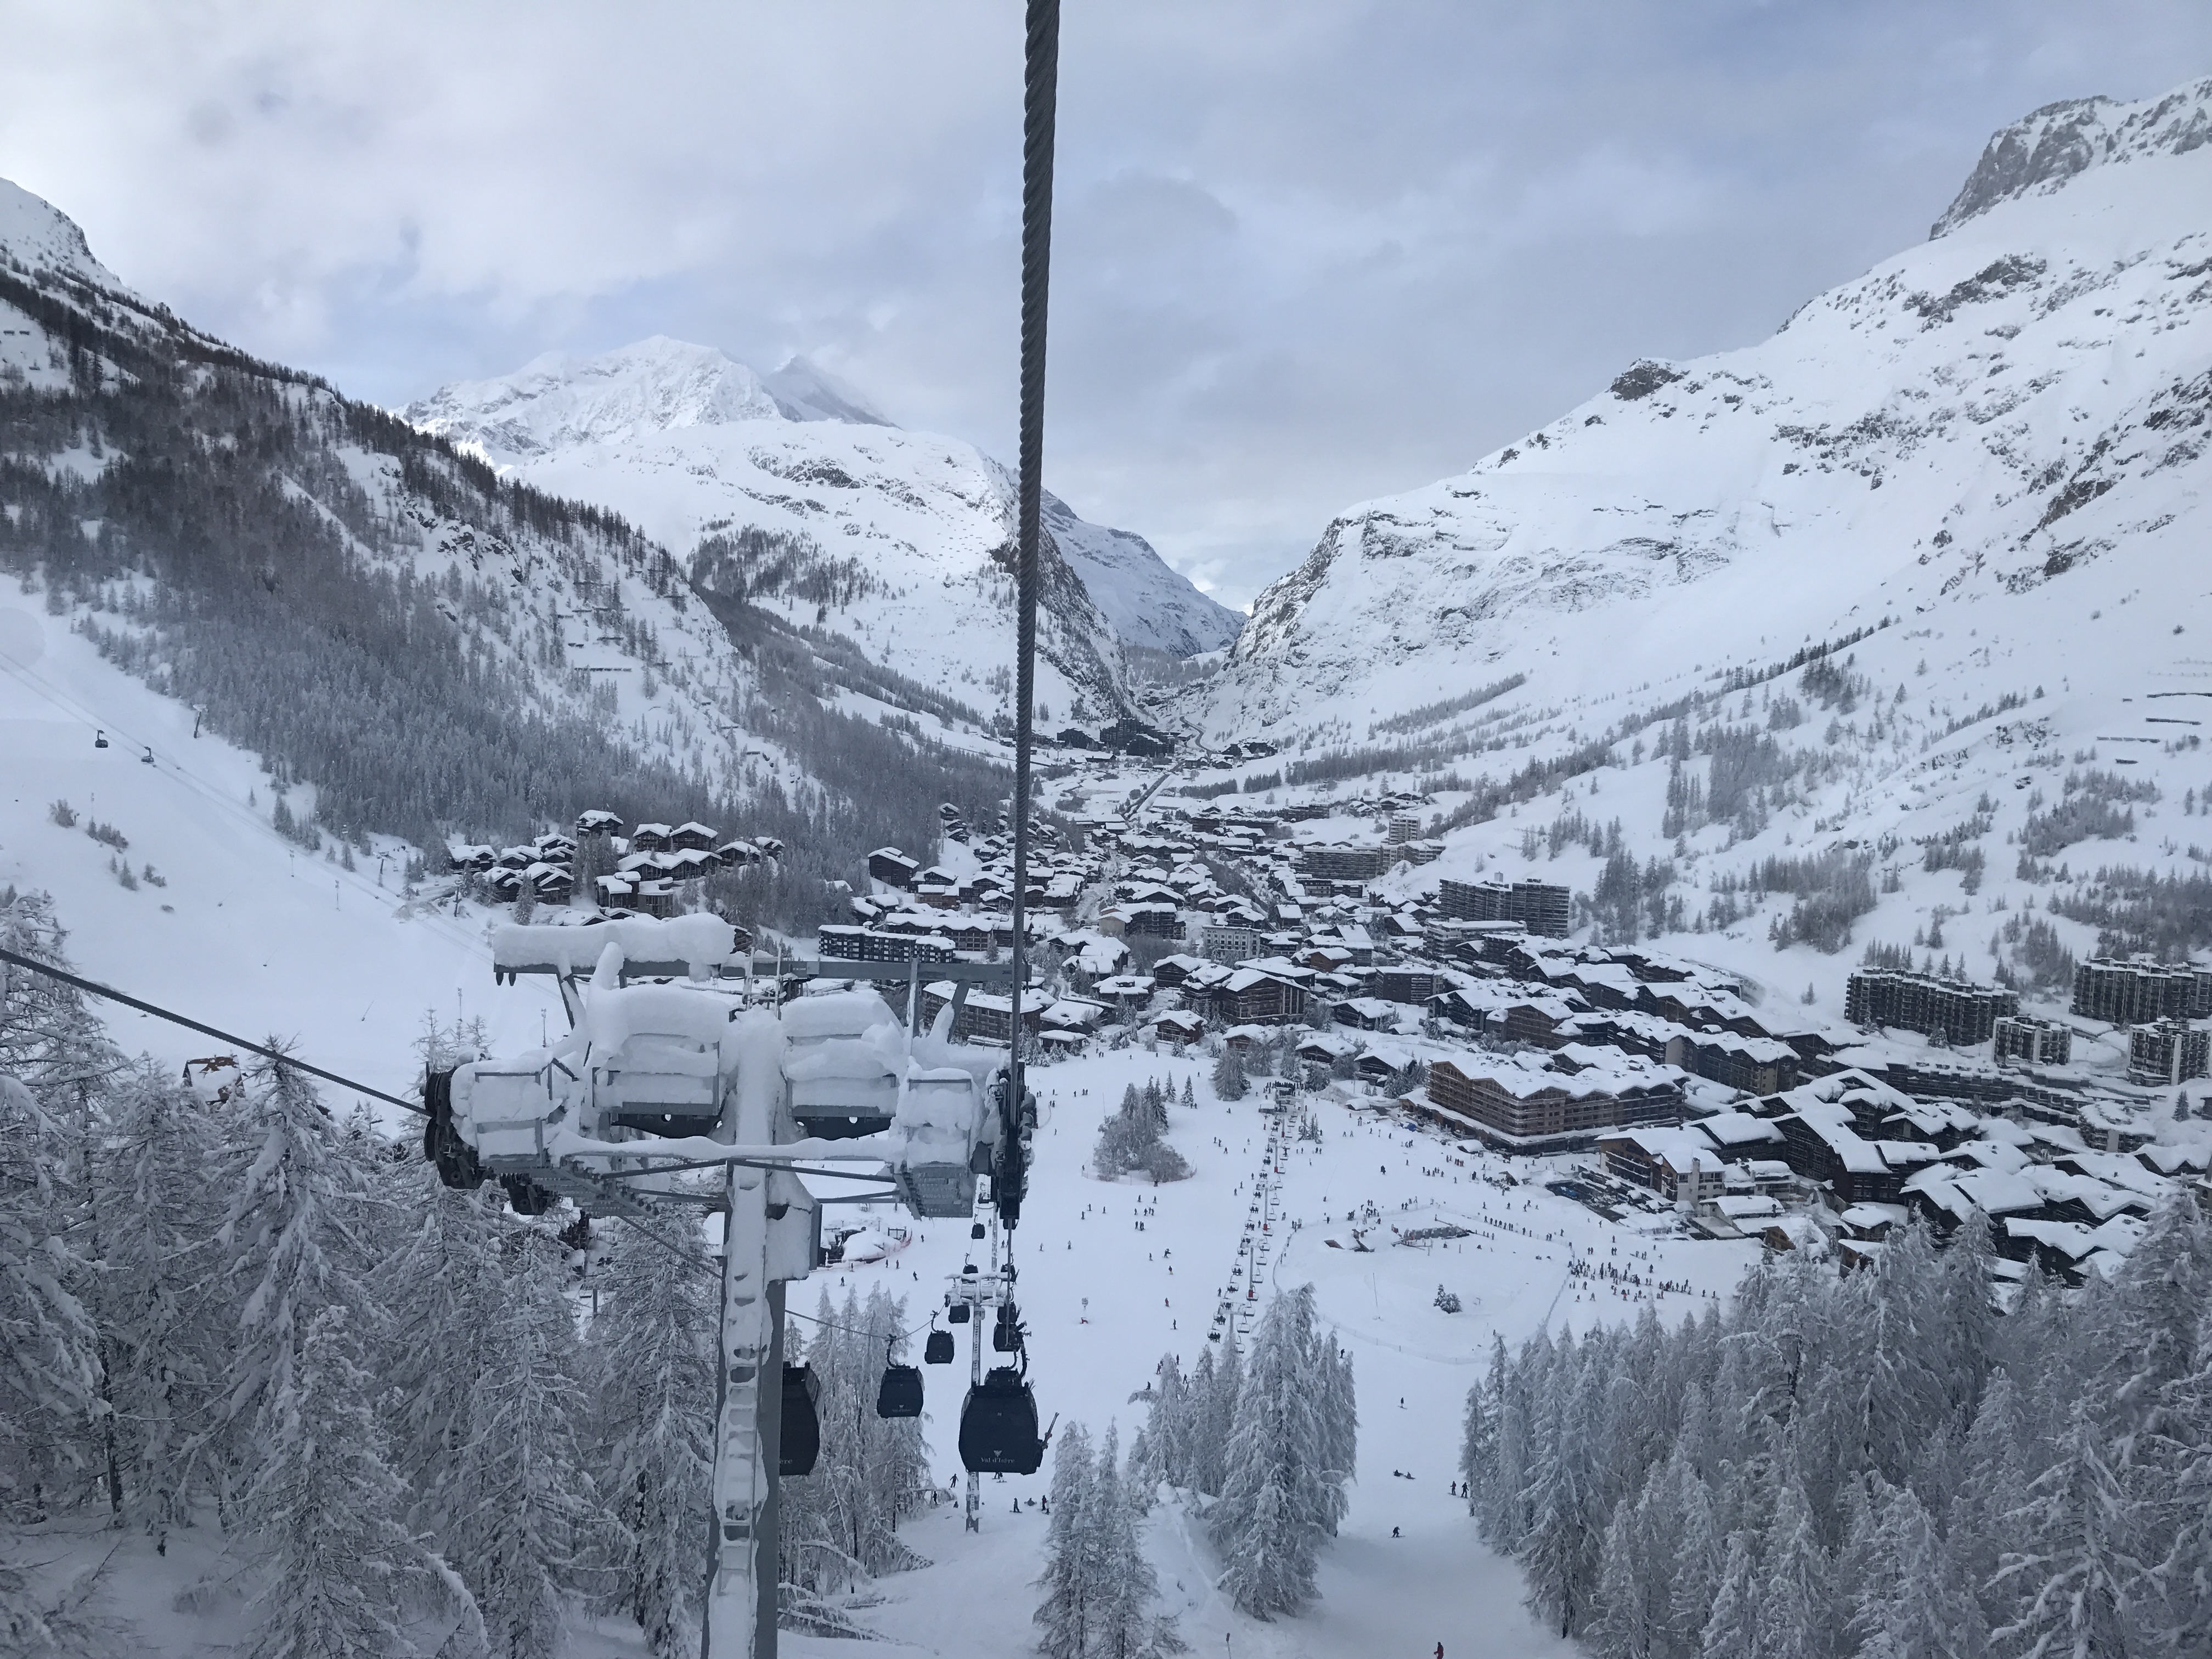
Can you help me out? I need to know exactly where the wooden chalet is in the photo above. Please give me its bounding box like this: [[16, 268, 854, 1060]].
[[868, 847, 921, 888]]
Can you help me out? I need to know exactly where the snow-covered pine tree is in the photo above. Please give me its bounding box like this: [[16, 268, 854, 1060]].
[[1184, 1345, 1221, 1495], [1663, 1449, 1723, 1659], [2146, 1314, 2212, 1655], [0, 893, 110, 1509], [1990, 1397, 2145, 1659], [1757, 1474, 1833, 1659], [1211, 1049, 1248, 1102], [83, 1059, 228, 1547], [1034, 1422, 1098, 1659], [1211, 1285, 1330, 1618], [1132, 1353, 1195, 1492], [1700, 1532, 1760, 1659], [1198, 1333, 1242, 1498], [1092, 1425, 1186, 1659], [587, 1220, 714, 1659], [1589, 1494, 1660, 1659], [1850, 1482, 1979, 1659], [1520, 1336, 1609, 1637], [214, 1043, 384, 1500], [0, 1071, 97, 1515], [242, 1305, 482, 1659], [1180, 1078, 1195, 1110], [373, 1171, 502, 1541], [1314, 1340, 1355, 1536], [1092, 1087, 1191, 1183], [441, 1223, 597, 1658]]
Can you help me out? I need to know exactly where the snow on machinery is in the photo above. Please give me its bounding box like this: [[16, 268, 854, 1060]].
[[421, 914, 1043, 1655]]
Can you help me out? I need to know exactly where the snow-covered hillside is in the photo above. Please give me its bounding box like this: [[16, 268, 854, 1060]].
[[409, 338, 1240, 727], [1166, 75, 2212, 1017], [1203, 75, 2212, 743]]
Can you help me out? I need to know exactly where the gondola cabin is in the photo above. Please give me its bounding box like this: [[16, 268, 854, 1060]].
[[781, 1364, 821, 1476], [958, 1366, 1045, 1475]]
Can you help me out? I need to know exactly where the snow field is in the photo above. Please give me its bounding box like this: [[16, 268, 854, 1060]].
[[792, 1045, 1756, 1656], [0, 599, 561, 1102]]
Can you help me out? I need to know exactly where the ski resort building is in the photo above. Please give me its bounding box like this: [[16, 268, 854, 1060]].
[[2072, 957, 2212, 1024], [1843, 968, 2018, 1044], [1436, 877, 1572, 939], [1662, 1029, 1800, 1096], [1200, 923, 1263, 964], [1424, 1054, 1681, 1150], [1993, 1014, 2074, 1066], [1597, 1127, 1729, 1207], [867, 847, 921, 888], [818, 924, 955, 965], [915, 983, 1043, 1046], [2126, 1019, 2211, 1086], [1206, 967, 1309, 1025], [1297, 844, 1392, 884]]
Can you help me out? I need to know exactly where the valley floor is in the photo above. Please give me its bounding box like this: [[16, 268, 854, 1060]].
[[774, 1043, 1757, 1658]]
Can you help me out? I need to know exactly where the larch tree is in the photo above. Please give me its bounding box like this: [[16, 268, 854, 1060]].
[[86, 1060, 228, 1548], [215, 1044, 383, 1502], [442, 1226, 597, 1659], [1034, 1422, 1098, 1659], [243, 1306, 482, 1659], [587, 1221, 714, 1659], [1211, 1286, 1329, 1618]]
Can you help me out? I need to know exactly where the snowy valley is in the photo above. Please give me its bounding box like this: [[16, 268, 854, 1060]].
[[5, 70, 2212, 1659]]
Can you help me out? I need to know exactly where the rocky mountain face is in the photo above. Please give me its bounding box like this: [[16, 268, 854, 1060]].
[[1931, 77, 2212, 235], [1195, 75, 2212, 749], [410, 338, 1240, 726]]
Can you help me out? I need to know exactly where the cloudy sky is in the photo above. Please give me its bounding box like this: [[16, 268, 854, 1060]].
[[3, 2, 2209, 609]]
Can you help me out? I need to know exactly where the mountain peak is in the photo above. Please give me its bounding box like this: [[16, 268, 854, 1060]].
[[0, 177, 123, 290], [1932, 74, 2212, 237], [408, 337, 781, 460], [407, 336, 893, 462]]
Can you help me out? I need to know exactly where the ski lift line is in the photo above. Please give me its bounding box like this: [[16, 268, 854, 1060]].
[[0, 945, 426, 1118], [782, 1306, 938, 1345], [1003, 0, 1060, 1190]]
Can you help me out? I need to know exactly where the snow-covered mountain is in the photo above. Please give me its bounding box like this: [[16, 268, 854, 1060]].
[[1045, 492, 1243, 659], [409, 338, 1240, 724], [1166, 76, 2212, 1015], [1198, 75, 2212, 744], [0, 176, 1032, 961]]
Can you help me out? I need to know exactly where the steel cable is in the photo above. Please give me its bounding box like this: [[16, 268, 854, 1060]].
[[1006, 0, 1059, 1227], [0, 944, 427, 1117]]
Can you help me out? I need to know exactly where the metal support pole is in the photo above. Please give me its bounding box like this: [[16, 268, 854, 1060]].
[[703, 1013, 789, 1659]]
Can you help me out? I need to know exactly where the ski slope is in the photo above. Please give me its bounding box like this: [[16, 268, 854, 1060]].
[[776, 1044, 1756, 1658], [0, 599, 560, 1104]]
